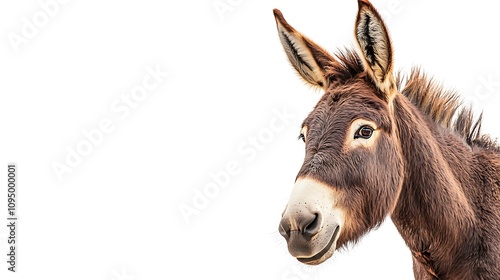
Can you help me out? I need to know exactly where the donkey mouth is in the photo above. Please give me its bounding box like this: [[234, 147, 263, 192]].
[[297, 225, 340, 265]]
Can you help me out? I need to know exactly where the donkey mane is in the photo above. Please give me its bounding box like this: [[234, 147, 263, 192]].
[[332, 48, 500, 152]]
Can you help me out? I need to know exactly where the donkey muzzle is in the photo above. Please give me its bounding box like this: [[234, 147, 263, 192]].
[[279, 177, 344, 264]]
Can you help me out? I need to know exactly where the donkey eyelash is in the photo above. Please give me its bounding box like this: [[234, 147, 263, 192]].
[[354, 125, 376, 139], [298, 133, 306, 142]]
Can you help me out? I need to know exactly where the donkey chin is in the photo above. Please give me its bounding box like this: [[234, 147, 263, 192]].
[[279, 177, 344, 265]]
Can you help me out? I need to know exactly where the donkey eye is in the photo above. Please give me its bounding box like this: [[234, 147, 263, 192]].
[[298, 133, 305, 142], [354, 125, 374, 139]]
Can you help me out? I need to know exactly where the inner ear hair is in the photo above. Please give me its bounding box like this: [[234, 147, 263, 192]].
[[274, 9, 336, 88], [355, 0, 396, 98]]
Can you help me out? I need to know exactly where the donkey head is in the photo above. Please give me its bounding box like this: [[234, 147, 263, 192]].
[[276, 0, 404, 265]]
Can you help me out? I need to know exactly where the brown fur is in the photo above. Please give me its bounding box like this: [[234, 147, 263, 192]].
[[275, 1, 500, 278]]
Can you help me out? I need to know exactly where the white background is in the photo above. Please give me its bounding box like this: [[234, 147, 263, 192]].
[[0, 0, 499, 279]]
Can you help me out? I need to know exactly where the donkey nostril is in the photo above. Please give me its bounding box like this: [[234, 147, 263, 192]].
[[279, 211, 322, 240], [303, 213, 321, 238], [279, 220, 290, 239]]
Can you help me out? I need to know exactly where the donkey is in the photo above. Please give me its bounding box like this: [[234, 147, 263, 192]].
[[274, 1, 500, 279]]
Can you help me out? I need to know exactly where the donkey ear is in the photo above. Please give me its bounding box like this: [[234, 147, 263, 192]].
[[355, 0, 397, 100], [273, 9, 336, 88]]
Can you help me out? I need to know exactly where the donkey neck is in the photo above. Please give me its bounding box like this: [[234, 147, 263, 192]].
[[390, 95, 477, 277]]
